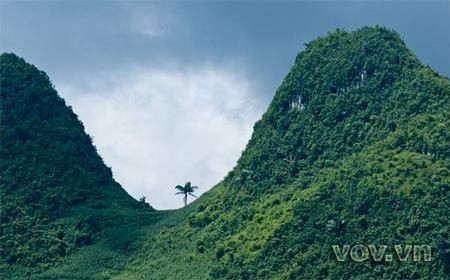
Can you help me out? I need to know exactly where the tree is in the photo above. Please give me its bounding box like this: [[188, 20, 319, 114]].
[[139, 196, 151, 208], [175, 182, 198, 206]]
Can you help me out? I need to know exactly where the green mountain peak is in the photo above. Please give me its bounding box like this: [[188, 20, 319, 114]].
[[0, 52, 152, 270]]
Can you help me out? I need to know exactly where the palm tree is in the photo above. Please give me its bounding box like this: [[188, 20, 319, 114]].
[[175, 182, 198, 206]]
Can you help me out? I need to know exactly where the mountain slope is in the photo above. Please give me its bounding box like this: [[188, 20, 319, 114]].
[[114, 26, 450, 279], [0, 53, 154, 276], [2, 26, 449, 279]]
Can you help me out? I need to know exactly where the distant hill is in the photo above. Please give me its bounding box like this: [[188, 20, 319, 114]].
[[1, 26, 449, 279]]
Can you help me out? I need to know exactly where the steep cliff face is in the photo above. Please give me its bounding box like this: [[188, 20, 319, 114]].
[[0, 53, 152, 272], [2, 26, 449, 279]]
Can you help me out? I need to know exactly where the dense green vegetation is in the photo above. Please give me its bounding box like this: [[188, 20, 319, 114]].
[[0, 53, 154, 277], [1, 26, 449, 279]]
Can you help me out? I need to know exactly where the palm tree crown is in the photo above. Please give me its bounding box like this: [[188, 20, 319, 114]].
[[175, 182, 198, 206]]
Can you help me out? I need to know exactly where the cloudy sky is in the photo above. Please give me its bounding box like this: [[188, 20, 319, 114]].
[[1, 1, 449, 209]]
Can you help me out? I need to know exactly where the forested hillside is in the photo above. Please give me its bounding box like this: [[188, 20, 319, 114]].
[[1, 26, 449, 279], [116, 26, 450, 279], [0, 53, 154, 277]]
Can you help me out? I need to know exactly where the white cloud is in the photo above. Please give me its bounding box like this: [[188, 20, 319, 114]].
[[58, 65, 264, 209]]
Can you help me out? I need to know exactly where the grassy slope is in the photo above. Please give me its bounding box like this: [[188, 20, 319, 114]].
[[32, 192, 218, 279]]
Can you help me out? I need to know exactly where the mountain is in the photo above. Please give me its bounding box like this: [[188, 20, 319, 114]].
[[0, 53, 154, 277], [1, 26, 449, 279]]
